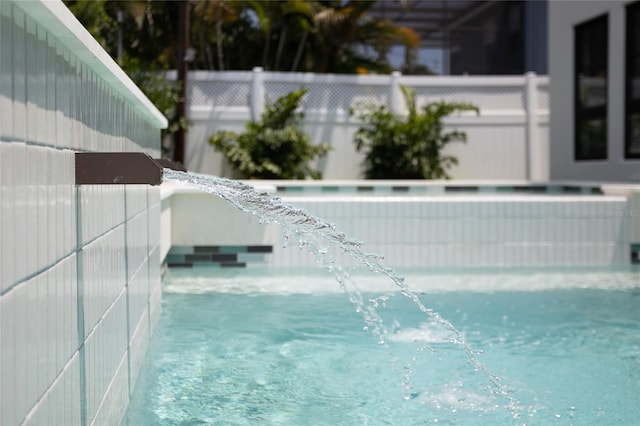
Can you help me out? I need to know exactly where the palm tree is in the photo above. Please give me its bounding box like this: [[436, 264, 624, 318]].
[[148, 0, 419, 74], [308, 0, 419, 74], [193, 0, 241, 70], [273, 1, 315, 71]]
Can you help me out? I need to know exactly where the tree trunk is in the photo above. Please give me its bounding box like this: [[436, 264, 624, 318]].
[[274, 24, 288, 70], [291, 28, 308, 71], [215, 7, 224, 70]]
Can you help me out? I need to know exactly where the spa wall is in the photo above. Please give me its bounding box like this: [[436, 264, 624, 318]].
[[163, 184, 640, 269], [0, 1, 166, 425]]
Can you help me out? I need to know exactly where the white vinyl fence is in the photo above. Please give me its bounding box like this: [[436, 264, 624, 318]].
[[183, 68, 549, 181]]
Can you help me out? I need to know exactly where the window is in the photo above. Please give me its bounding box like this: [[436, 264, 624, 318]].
[[626, 2, 640, 159], [574, 15, 608, 160]]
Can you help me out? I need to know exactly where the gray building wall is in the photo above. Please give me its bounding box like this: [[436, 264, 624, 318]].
[[548, 0, 640, 182]]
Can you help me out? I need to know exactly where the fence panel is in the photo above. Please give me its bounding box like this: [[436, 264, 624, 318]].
[[184, 69, 549, 180]]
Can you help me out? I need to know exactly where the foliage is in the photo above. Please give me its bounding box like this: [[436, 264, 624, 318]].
[[189, 0, 420, 74], [209, 89, 330, 179], [66, 0, 424, 74], [64, 1, 186, 147], [311, 1, 420, 74], [120, 56, 186, 140], [63, 0, 117, 48], [65, 0, 428, 161], [351, 86, 479, 179]]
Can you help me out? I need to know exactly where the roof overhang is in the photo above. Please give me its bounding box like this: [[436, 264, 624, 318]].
[[368, 0, 495, 48]]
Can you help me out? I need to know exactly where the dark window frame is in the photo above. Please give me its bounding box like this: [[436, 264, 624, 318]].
[[574, 14, 608, 161], [625, 1, 640, 159]]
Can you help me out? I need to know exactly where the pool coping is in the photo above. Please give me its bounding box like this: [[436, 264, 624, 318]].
[[160, 179, 640, 200]]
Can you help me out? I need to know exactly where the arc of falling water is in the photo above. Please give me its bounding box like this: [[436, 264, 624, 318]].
[[162, 169, 522, 419]]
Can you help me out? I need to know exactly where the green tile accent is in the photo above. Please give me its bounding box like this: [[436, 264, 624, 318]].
[[221, 262, 247, 268], [280, 186, 304, 192], [167, 262, 193, 268], [168, 246, 195, 255], [477, 186, 497, 193], [194, 246, 220, 254], [357, 186, 374, 192], [392, 186, 409, 192], [514, 186, 542, 193], [186, 254, 212, 262], [562, 186, 581, 194], [210, 254, 236, 262], [322, 186, 340, 192], [247, 245, 272, 253], [445, 186, 478, 192], [219, 245, 247, 254], [496, 186, 514, 193], [166, 254, 186, 263]]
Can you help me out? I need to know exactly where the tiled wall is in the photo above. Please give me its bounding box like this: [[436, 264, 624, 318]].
[[166, 245, 273, 268], [0, 2, 166, 425], [163, 185, 640, 270], [273, 195, 637, 268]]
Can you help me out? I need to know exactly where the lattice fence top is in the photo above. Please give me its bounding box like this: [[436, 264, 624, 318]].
[[189, 81, 253, 108], [264, 81, 389, 111], [185, 71, 549, 114], [537, 84, 550, 111]]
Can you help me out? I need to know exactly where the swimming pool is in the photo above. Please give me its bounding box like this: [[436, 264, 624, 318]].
[[124, 266, 640, 425]]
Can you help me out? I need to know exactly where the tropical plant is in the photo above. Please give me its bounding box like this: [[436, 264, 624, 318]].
[[65, 0, 186, 151], [308, 0, 419, 74], [66, 0, 425, 162], [351, 86, 479, 179], [209, 89, 330, 179], [189, 0, 419, 74]]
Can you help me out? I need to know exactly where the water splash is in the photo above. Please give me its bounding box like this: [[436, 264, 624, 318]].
[[162, 169, 522, 419]]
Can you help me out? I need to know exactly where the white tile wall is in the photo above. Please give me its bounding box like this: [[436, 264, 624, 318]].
[[170, 193, 277, 246], [1, 254, 76, 425], [127, 211, 149, 283], [236, 195, 638, 269], [0, 285, 17, 425], [90, 351, 130, 426], [160, 197, 173, 261], [148, 245, 163, 332], [126, 186, 148, 220], [83, 290, 128, 424], [128, 258, 149, 343], [79, 185, 125, 246], [23, 353, 81, 426], [128, 307, 150, 393], [82, 225, 126, 339], [0, 142, 14, 290], [0, 1, 165, 425], [161, 188, 637, 269]]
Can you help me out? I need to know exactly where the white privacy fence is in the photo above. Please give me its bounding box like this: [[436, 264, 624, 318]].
[[184, 68, 549, 181]]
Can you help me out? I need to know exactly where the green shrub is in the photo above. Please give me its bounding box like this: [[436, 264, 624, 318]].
[[351, 85, 478, 179], [209, 89, 330, 179]]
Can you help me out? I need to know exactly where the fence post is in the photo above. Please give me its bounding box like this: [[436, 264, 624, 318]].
[[525, 71, 542, 181], [390, 71, 403, 114], [251, 67, 265, 121]]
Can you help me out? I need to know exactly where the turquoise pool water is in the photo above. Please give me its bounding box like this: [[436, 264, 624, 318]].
[[124, 267, 640, 425]]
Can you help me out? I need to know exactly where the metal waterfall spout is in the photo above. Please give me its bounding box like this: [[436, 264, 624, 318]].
[[74, 152, 185, 185]]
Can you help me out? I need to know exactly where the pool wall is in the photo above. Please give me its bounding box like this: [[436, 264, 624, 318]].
[[0, 2, 166, 425], [162, 182, 640, 269]]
